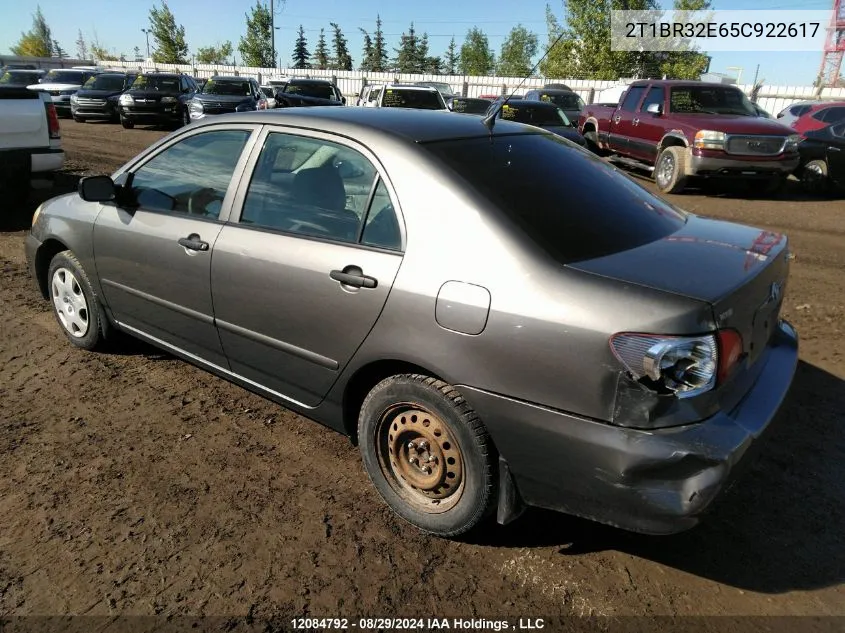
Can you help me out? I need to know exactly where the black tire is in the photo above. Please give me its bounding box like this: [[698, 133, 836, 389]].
[[582, 129, 607, 156], [654, 146, 688, 194], [46, 251, 107, 351], [181, 107, 190, 126], [73, 115, 86, 123], [358, 374, 498, 538], [120, 117, 134, 129], [800, 159, 830, 195]]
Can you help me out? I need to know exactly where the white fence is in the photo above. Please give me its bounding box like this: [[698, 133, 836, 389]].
[[17, 52, 844, 115]]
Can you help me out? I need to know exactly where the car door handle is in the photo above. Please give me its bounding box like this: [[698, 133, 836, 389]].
[[632, 118, 640, 125], [613, 115, 621, 123], [330, 266, 377, 289], [829, 146, 842, 152], [178, 234, 209, 251]]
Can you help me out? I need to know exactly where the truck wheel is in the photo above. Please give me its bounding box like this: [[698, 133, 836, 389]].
[[582, 130, 607, 156], [800, 159, 829, 195], [654, 146, 688, 194], [358, 374, 498, 538], [120, 117, 134, 129]]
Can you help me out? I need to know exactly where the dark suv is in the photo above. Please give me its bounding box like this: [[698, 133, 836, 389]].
[[118, 72, 199, 129], [71, 71, 137, 123]]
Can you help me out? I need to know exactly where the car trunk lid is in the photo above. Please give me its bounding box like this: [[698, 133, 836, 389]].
[[0, 87, 48, 150], [569, 214, 790, 383]]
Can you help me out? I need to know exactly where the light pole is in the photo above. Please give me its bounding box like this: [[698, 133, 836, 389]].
[[141, 28, 151, 59]]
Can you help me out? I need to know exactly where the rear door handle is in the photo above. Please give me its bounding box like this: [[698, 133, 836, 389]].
[[829, 146, 842, 152], [330, 266, 377, 289], [613, 115, 621, 124], [632, 118, 640, 125], [178, 234, 209, 251]]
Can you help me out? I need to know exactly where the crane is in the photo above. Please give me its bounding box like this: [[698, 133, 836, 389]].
[[817, 0, 845, 88]]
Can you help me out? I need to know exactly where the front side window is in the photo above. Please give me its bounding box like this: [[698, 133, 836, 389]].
[[128, 130, 252, 219], [640, 87, 665, 112], [240, 132, 378, 243], [620, 86, 647, 112]]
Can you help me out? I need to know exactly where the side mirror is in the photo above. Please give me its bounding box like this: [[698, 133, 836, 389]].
[[341, 96, 347, 105], [78, 175, 116, 202], [646, 102, 663, 115]]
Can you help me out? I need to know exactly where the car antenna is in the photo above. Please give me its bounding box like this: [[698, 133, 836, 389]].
[[481, 29, 568, 134]]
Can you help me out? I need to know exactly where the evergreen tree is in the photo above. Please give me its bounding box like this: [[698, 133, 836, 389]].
[[459, 27, 495, 75], [442, 37, 458, 75], [371, 15, 388, 72], [330, 22, 352, 70], [11, 6, 53, 58], [359, 28, 374, 71], [393, 22, 419, 73], [76, 30, 89, 60], [292, 25, 309, 69], [312, 28, 329, 70]]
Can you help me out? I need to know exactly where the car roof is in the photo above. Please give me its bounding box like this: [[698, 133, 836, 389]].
[[384, 84, 439, 92], [288, 78, 333, 84], [209, 75, 253, 82], [195, 107, 534, 143]]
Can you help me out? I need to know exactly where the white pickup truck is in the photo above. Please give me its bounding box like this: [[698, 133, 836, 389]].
[[0, 85, 65, 207]]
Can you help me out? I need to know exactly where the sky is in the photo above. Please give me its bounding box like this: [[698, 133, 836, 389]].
[[0, 0, 837, 85]]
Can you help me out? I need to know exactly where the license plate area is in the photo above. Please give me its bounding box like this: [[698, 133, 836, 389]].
[[749, 297, 783, 366]]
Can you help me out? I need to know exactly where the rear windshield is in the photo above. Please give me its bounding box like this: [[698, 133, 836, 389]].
[[500, 103, 572, 126], [382, 88, 444, 109], [540, 92, 585, 110], [283, 82, 334, 99], [422, 133, 687, 264], [83, 74, 127, 91], [132, 75, 180, 91], [43, 70, 85, 84], [202, 79, 253, 95], [0, 71, 43, 85]]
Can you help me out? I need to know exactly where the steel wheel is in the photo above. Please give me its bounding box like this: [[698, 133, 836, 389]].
[[656, 151, 675, 189], [375, 404, 465, 514], [51, 267, 90, 338]]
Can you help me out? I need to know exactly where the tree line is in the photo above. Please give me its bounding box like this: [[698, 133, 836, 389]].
[[11, 0, 714, 80]]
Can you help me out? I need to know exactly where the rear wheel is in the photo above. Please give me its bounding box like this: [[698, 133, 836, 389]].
[[358, 374, 498, 538], [800, 159, 829, 195], [654, 146, 688, 194]]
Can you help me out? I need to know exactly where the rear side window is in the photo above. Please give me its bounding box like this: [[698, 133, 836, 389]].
[[422, 133, 687, 264], [817, 106, 845, 123]]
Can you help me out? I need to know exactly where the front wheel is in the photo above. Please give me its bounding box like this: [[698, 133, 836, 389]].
[[654, 146, 688, 194], [800, 159, 829, 195], [120, 116, 134, 129], [358, 374, 498, 538], [181, 107, 190, 126], [47, 251, 106, 350], [73, 115, 86, 123]]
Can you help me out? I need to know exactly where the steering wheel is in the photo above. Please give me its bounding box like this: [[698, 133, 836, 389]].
[[187, 187, 224, 216]]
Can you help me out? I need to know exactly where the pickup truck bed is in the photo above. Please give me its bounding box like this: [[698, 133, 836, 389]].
[[578, 80, 800, 194], [0, 86, 65, 206]]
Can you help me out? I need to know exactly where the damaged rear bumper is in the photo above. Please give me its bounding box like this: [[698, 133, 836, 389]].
[[458, 320, 799, 535]]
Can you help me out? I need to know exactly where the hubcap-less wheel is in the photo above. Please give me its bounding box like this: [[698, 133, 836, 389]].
[[376, 405, 465, 514], [51, 267, 89, 338], [182, 108, 190, 125], [656, 152, 675, 188]]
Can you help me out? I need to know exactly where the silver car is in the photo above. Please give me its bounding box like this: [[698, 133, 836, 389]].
[[25, 107, 799, 538]]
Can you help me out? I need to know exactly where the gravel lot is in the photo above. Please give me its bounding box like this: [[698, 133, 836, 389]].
[[0, 119, 843, 625]]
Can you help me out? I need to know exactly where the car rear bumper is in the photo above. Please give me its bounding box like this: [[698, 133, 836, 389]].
[[31, 148, 64, 173], [687, 150, 800, 177], [457, 319, 799, 535]]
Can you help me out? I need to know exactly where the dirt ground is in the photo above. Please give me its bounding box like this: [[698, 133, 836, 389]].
[[0, 120, 843, 626]]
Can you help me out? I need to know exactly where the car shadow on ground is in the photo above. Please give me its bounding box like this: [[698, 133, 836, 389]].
[[472, 360, 845, 594]]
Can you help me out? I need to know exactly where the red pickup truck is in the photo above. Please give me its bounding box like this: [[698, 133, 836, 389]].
[[578, 80, 801, 194]]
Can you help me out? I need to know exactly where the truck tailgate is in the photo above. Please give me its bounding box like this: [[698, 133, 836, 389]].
[[0, 87, 48, 150]]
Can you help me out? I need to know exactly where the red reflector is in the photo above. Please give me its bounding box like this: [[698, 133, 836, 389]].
[[716, 329, 743, 384], [45, 103, 61, 139]]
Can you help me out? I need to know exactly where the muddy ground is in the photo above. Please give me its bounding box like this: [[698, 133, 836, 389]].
[[0, 120, 843, 627]]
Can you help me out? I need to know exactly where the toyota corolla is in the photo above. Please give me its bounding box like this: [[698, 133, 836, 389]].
[[25, 107, 798, 538]]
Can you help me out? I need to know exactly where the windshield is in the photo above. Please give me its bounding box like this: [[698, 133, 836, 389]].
[[420, 82, 453, 95], [131, 75, 180, 91], [382, 88, 444, 110], [541, 92, 585, 110], [500, 103, 572, 126], [669, 86, 757, 116], [43, 70, 85, 84], [422, 133, 687, 264], [83, 74, 127, 91], [202, 79, 253, 96], [0, 71, 42, 85], [283, 82, 335, 99]]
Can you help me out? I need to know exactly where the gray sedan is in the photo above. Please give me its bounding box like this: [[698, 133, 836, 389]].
[[25, 107, 798, 538]]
